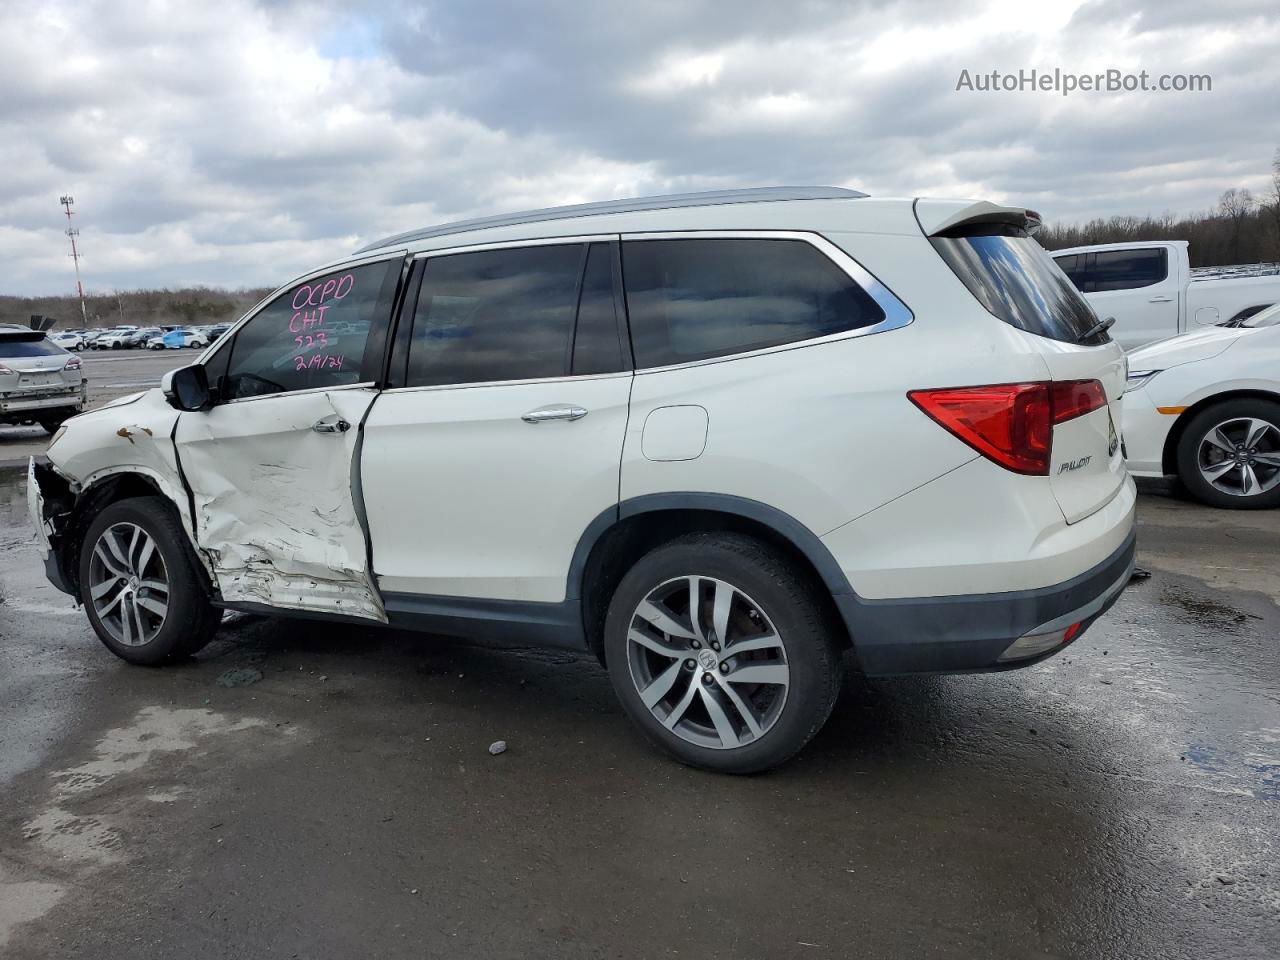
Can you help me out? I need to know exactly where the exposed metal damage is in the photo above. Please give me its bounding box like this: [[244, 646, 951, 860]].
[[29, 387, 385, 621], [174, 389, 386, 621]]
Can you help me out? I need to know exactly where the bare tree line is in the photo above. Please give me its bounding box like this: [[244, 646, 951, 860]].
[[0, 286, 273, 330], [1038, 148, 1280, 268]]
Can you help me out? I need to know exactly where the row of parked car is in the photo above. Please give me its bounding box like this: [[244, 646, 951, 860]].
[[49, 323, 231, 352]]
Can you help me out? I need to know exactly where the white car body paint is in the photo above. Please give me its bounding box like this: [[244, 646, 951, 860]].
[[1121, 311, 1280, 478], [29, 190, 1135, 642], [641, 405, 709, 462], [362, 370, 633, 602]]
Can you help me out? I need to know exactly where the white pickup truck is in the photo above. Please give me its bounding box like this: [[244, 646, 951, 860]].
[[1050, 240, 1280, 350]]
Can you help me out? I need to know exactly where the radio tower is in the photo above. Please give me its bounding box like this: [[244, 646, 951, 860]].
[[59, 195, 89, 326]]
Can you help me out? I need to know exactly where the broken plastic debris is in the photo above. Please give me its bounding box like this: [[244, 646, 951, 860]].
[[488, 740, 507, 756]]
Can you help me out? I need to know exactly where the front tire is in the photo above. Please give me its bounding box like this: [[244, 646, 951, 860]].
[[38, 413, 68, 434], [1176, 399, 1280, 509], [603, 533, 843, 774], [78, 496, 221, 664]]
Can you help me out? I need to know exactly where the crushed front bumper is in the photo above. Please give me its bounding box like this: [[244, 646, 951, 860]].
[[27, 457, 75, 595]]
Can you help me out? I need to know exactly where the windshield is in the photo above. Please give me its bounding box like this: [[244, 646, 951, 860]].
[[1240, 303, 1280, 328], [930, 224, 1106, 345]]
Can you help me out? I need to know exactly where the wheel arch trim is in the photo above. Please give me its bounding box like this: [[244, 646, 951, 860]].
[[55, 464, 214, 593], [566, 493, 855, 602]]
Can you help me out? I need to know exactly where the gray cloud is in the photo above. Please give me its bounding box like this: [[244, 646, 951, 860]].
[[1, 0, 1277, 295]]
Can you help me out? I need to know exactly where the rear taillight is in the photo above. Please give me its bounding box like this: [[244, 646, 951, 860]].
[[1050, 379, 1105, 422], [63, 356, 82, 371], [0, 362, 12, 374], [908, 380, 1106, 476]]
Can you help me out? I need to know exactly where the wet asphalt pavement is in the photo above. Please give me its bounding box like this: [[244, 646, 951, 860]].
[[0, 470, 1277, 959]]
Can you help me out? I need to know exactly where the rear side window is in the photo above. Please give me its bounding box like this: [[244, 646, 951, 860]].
[[0, 336, 66, 358], [406, 244, 584, 387], [930, 226, 1105, 345], [622, 238, 886, 368], [222, 260, 398, 401], [1086, 249, 1168, 291]]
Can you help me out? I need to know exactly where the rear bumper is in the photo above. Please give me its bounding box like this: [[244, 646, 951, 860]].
[[836, 527, 1136, 676], [0, 388, 85, 414]]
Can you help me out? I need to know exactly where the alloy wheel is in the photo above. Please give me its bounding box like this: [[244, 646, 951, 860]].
[[87, 521, 170, 646], [626, 576, 789, 750], [1197, 417, 1280, 497]]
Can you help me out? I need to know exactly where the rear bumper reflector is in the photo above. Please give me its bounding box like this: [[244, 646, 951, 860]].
[[998, 621, 1082, 663]]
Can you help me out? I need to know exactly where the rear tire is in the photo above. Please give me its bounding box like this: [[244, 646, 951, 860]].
[[1176, 398, 1280, 509], [603, 533, 843, 774], [78, 496, 221, 664]]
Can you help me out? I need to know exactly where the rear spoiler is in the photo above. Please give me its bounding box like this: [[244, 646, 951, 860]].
[[914, 199, 1042, 237], [0, 329, 46, 342]]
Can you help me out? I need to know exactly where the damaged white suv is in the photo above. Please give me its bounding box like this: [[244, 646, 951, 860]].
[[29, 188, 1136, 772]]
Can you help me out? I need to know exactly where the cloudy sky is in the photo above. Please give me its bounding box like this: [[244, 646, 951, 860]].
[[2, 0, 1276, 295]]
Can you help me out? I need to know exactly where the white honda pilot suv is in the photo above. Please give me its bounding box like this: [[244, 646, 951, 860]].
[[29, 187, 1136, 772]]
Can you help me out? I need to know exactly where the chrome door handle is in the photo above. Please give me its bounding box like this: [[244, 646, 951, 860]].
[[1148, 296, 1173, 303], [312, 417, 351, 434], [522, 405, 588, 423]]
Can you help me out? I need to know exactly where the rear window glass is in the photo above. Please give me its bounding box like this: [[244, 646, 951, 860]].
[[622, 238, 886, 368], [930, 226, 1105, 345], [0, 336, 66, 358]]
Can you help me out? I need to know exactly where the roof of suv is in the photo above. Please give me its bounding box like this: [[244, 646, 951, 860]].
[[355, 186, 868, 255]]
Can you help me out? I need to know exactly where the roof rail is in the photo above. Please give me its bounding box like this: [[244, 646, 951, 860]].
[[355, 185, 867, 253]]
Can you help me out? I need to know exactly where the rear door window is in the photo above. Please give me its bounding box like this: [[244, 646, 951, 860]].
[[621, 238, 886, 368], [1053, 253, 1087, 289], [930, 225, 1105, 344], [1051, 249, 1169, 293], [405, 244, 584, 387], [1087, 249, 1168, 291], [571, 242, 626, 375]]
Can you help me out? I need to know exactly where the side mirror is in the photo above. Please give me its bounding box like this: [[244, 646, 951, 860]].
[[162, 364, 212, 411]]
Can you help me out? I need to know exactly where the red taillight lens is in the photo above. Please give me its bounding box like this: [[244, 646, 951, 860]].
[[909, 383, 1051, 475], [908, 379, 1107, 476], [1049, 379, 1106, 424], [63, 356, 82, 371]]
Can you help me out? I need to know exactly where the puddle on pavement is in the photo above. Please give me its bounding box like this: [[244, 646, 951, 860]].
[[1161, 585, 1260, 631]]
